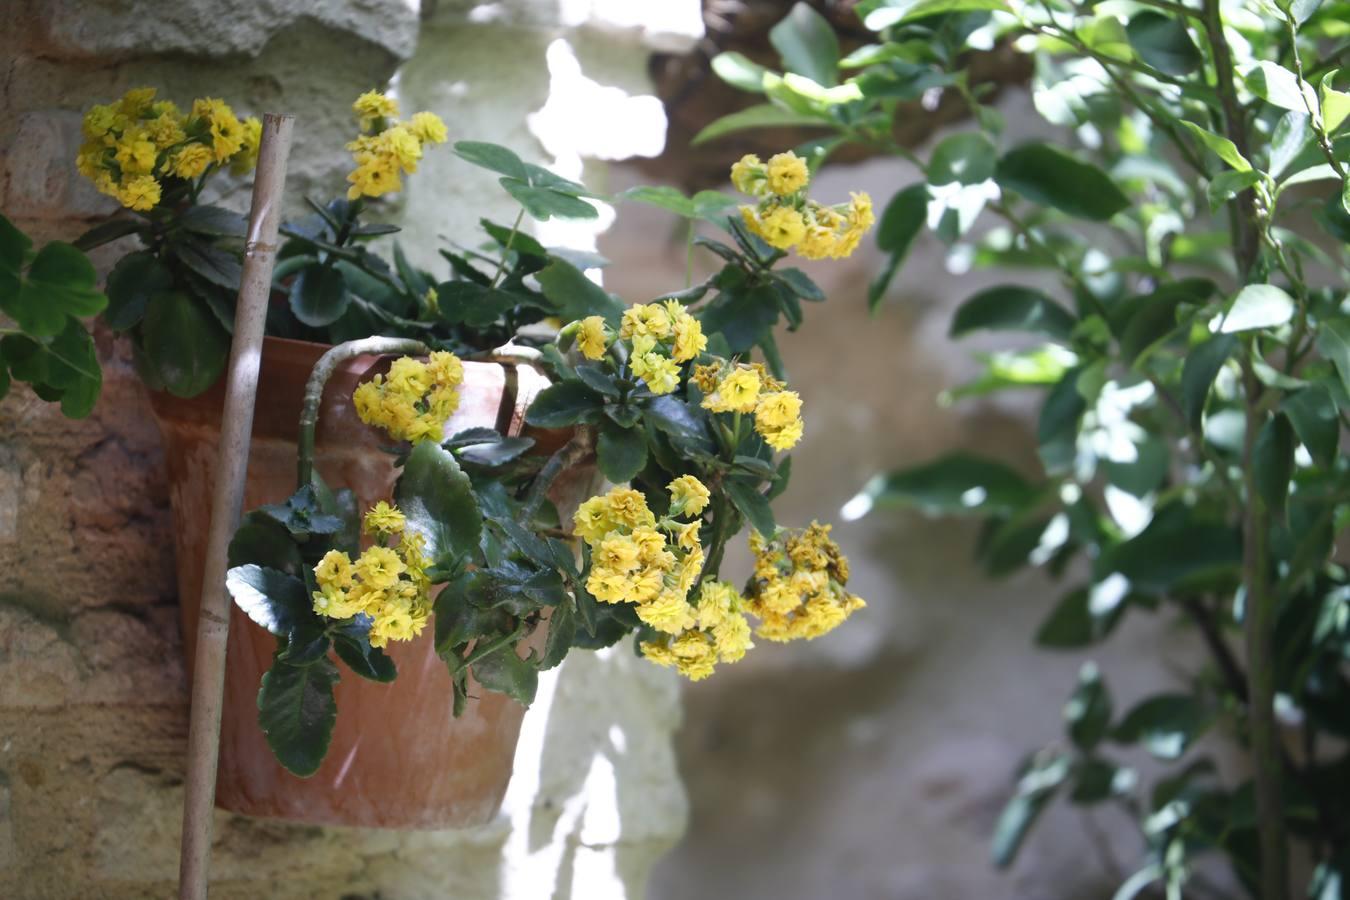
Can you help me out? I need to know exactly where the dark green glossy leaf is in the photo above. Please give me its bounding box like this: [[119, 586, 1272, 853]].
[[537, 259, 623, 326], [726, 480, 776, 537], [950, 285, 1076, 342], [140, 290, 229, 397], [333, 625, 398, 682], [540, 602, 576, 670], [1036, 586, 1126, 647], [395, 441, 483, 564], [991, 751, 1071, 867], [501, 178, 598, 222], [472, 639, 538, 705], [849, 453, 1038, 517], [225, 564, 310, 636], [869, 184, 928, 312], [1181, 334, 1237, 429], [1254, 412, 1295, 521], [1104, 504, 1241, 592], [1282, 384, 1338, 467], [1125, 12, 1202, 76], [1114, 694, 1211, 759], [929, 133, 997, 186], [290, 264, 350, 327], [995, 143, 1130, 221], [257, 654, 339, 776], [597, 421, 647, 483], [458, 436, 535, 468], [1065, 662, 1113, 750], [179, 204, 248, 237], [524, 379, 606, 428], [104, 250, 172, 331]]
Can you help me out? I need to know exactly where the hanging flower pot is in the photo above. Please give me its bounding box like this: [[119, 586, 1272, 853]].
[[150, 336, 577, 829]]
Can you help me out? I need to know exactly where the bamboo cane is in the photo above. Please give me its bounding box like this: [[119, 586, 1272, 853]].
[[178, 112, 294, 900]]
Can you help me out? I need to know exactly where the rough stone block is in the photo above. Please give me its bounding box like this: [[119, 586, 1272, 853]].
[[1, 111, 116, 220]]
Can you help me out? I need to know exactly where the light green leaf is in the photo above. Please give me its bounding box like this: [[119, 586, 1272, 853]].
[[769, 2, 839, 87], [858, 0, 1011, 31], [711, 51, 770, 92], [1246, 60, 1318, 113], [1181, 121, 1252, 171], [536, 259, 624, 326], [501, 178, 598, 221], [453, 140, 529, 181], [929, 133, 997, 186], [691, 103, 829, 146], [1322, 71, 1350, 132], [1217, 283, 1295, 333]]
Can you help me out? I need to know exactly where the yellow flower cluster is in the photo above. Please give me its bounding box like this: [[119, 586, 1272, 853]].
[[353, 351, 464, 444], [345, 91, 449, 200], [76, 87, 260, 211], [731, 150, 875, 260], [639, 580, 754, 681], [697, 360, 804, 451], [311, 502, 432, 648], [744, 522, 865, 642], [571, 299, 706, 396], [574, 482, 710, 635]]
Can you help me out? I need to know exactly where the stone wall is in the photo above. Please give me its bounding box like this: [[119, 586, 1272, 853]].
[[0, 2, 695, 897]]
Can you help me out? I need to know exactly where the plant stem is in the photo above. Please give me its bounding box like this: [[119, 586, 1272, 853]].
[[1284, 11, 1349, 181], [685, 219, 696, 290], [490, 208, 526, 290], [1201, 0, 1260, 275], [295, 336, 431, 488], [516, 429, 594, 526]]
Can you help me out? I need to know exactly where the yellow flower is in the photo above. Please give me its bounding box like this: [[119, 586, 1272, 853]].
[[117, 87, 158, 117], [346, 154, 402, 200], [846, 191, 875, 232], [364, 501, 406, 536], [381, 125, 423, 174], [314, 550, 355, 590], [691, 362, 721, 394], [702, 366, 761, 414], [730, 153, 764, 195], [595, 534, 642, 575], [739, 205, 764, 239], [754, 390, 801, 429], [636, 589, 697, 635], [743, 522, 864, 642], [370, 602, 425, 648], [167, 143, 213, 179], [353, 353, 462, 443], [149, 111, 186, 150], [640, 640, 679, 668], [761, 418, 804, 451], [620, 303, 672, 340], [231, 117, 262, 174], [670, 631, 717, 680], [798, 224, 837, 260], [355, 545, 405, 591], [353, 90, 400, 130], [387, 357, 430, 396], [606, 487, 656, 530], [766, 151, 809, 196], [668, 475, 711, 518], [116, 175, 161, 211], [671, 312, 706, 363], [114, 133, 158, 176], [759, 205, 807, 250], [427, 350, 464, 389], [312, 584, 364, 620], [576, 316, 610, 360], [408, 111, 448, 144], [632, 352, 681, 395], [83, 104, 117, 140], [191, 97, 245, 162], [574, 495, 615, 545], [712, 611, 753, 662]]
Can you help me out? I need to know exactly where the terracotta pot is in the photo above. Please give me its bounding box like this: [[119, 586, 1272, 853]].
[[150, 336, 583, 830]]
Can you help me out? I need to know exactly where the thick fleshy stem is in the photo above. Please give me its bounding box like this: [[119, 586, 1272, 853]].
[[295, 336, 431, 489], [516, 429, 595, 527]]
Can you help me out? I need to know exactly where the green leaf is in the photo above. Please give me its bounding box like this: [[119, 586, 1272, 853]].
[[597, 422, 647, 484], [10, 242, 106, 337], [536, 259, 624, 326], [769, 3, 839, 87], [1246, 60, 1318, 113], [869, 184, 928, 312], [1117, 279, 1215, 363], [179, 204, 248, 238], [395, 441, 483, 564], [0, 214, 33, 280], [1104, 504, 1241, 592], [453, 140, 529, 181], [257, 654, 339, 777], [995, 143, 1130, 221], [1181, 334, 1237, 430], [501, 178, 598, 221], [1065, 662, 1113, 750], [1181, 121, 1252, 171], [990, 752, 1071, 867], [725, 480, 776, 537], [228, 512, 303, 575], [1036, 587, 1126, 647], [472, 640, 538, 705], [929, 133, 997, 186], [289, 264, 350, 327], [540, 601, 576, 671], [1125, 12, 1201, 76], [1114, 694, 1211, 759], [333, 627, 398, 682], [1219, 283, 1295, 333], [1269, 112, 1311, 179], [458, 436, 535, 468], [1254, 413, 1295, 520], [524, 379, 606, 428], [139, 290, 229, 398], [1322, 72, 1350, 132], [1283, 384, 1339, 467], [104, 250, 173, 331], [691, 104, 829, 146], [1317, 321, 1350, 397], [859, 0, 1011, 30], [170, 239, 242, 291], [850, 453, 1038, 517], [711, 51, 769, 92], [645, 395, 715, 454], [225, 564, 310, 636], [950, 285, 1077, 342], [1206, 169, 1264, 212]]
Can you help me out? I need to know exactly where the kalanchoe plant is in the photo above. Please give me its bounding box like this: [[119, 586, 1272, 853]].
[[710, 1, 1350, 897], [223, 150, 871, 777], [0, 213, 106, 416]]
